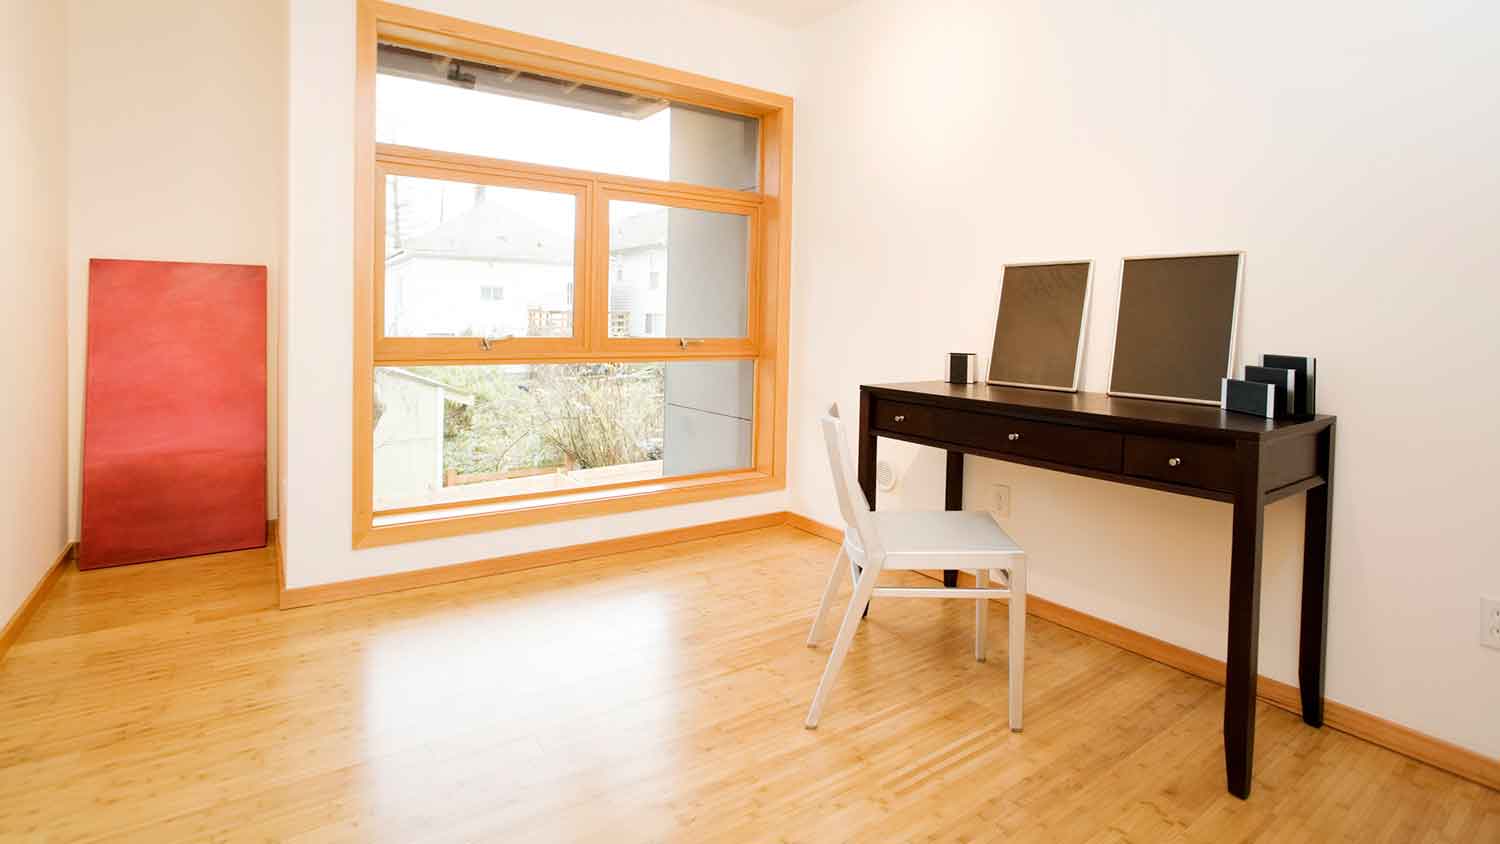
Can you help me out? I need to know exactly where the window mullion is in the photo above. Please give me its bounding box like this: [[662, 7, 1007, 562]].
[[586, 175, 607, 354]]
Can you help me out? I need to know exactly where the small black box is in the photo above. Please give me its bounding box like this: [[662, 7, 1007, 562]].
[[1221, 378, 1276, 419], [1262, 354, 1316, 417], [1244, 365, 1295, 419], [948, 352, 978, 384]]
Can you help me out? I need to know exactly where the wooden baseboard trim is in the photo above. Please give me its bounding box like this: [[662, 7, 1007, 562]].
[[784, 511, 842, 542], [788, 512, 1500, 793], [279, 511, 789, 609], [0, 543, 74, 664], [271, 518, 285, 595]]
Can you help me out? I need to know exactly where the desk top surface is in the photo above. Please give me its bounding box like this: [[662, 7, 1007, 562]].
[[864, 381, 1334, 441]]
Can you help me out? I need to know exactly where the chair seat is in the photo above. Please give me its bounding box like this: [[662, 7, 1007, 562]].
[[848, 510, 1022, 566]]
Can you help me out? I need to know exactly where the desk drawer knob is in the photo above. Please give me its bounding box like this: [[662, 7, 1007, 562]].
[[893, 414, 905, 422], [1168, 457, 1182, 467], [1007, 432, 1021, 441]]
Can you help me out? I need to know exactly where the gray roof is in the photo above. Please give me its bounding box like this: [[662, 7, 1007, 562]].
[[393, 199, 669, 264], [401, 198, 573, 264], [378, 368, 474, 404], [611, 207, 668, 252]]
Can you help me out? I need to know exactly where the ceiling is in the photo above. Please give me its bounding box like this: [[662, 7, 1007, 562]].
[[699, 0, 861, 28]]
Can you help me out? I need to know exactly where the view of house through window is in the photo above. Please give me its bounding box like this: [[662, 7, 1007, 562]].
[[384, 173, 577, 339], [606, 199, 750, 339], [369, 38, 768, 516]]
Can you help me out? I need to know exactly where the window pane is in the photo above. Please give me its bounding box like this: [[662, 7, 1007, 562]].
[[373, 361, 754, 510], [608, 200, 749, 339], [384, 173, 575, 339], [376, 43, 759, 192]]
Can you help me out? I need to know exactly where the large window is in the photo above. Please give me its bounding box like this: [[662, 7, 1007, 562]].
[[355, 3, 792, 546]]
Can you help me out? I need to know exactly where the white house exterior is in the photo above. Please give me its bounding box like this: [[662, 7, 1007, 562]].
[[372, 368, 472, 507], [385, 195, 578, 339], [608, 208, 668, 337]]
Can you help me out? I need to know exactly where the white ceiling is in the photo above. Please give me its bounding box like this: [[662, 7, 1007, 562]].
[[699, 0, 860, 28]]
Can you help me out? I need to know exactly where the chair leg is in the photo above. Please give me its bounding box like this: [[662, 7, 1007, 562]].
[[807, 545, 848, 646], [1008, 558, 1027, 732], [853, 557, 871, 619], [974, 569, 989, 662], [805, 560, 881, 729]]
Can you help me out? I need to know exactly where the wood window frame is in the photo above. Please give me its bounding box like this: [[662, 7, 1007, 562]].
[[594, 186, 761, 358], [375, 156, 593, 361], [353, 1, 793, 548]]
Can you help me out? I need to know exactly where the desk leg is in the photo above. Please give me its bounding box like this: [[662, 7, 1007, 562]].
[[858, 393, 877, 617], [1225, 440, 1266, 799], [857, 392, 877, 510], [943, 451, 963, 588], [1300, 423, 1335, 727]]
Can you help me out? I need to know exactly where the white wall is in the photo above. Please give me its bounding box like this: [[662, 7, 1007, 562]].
[[0, 0, 69, 625], [282, 0, 806, 588], [65, 0, 287, 531], [790, 0, 1500, 757]]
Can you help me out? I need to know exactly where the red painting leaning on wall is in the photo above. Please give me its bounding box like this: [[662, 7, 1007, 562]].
[[80, 259, 267, 569]]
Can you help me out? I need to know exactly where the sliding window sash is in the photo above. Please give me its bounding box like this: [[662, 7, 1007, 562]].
[[593, 187, 761, 359], [374, 144, 765, 362], [374, 158, 590, 361]]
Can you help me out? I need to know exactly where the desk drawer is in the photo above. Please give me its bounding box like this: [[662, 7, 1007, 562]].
[[874, 400, 950, 442], [1123, 435, 1236, 493], [874, 400, 1123, 473]]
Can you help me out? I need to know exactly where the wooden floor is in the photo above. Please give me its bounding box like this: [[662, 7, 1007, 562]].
[[1, 526, 1495, 843]]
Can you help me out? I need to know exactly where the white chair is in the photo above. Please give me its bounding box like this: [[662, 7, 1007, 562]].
[[805, 405, 1028, 731]]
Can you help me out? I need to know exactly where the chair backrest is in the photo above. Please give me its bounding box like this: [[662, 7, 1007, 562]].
[[820, 405, 884, 562]]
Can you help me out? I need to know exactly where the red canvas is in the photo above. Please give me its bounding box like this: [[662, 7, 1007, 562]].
[[81, 259, 267, 569]]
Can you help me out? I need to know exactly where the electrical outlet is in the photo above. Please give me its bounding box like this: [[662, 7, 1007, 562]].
[[991, 484, 1011, 518], [1483, 597, 1500, 650]]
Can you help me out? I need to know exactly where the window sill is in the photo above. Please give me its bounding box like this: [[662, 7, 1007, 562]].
[[354, 471, 782, 548]]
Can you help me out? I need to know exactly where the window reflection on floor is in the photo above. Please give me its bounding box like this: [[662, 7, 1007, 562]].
[[359, 588, 677, 772]]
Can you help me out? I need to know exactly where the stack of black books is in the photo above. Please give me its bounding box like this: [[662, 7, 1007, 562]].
[[1221, 355, 1316, 419]]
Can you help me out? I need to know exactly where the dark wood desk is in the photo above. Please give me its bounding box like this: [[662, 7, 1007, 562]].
[[859, 381, 1336, 799]]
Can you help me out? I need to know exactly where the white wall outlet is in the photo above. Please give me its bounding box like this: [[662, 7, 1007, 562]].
[[990, 484, 1011, 518], [1483, 597, 1500, 650]]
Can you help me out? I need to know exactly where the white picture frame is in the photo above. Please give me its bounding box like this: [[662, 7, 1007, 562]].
[[986, 259, 1095, 393], [1105, 250, 1245, 406]]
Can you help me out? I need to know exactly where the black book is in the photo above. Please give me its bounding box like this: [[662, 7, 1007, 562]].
[[1262, 354, 1316, 417], [1244, 365, 1295, 419], [1221, 378, 1277, 419]]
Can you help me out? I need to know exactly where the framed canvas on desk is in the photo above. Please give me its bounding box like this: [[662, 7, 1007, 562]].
[[987, 260, 1094, 393], [1107, 251, 1244, 405]]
